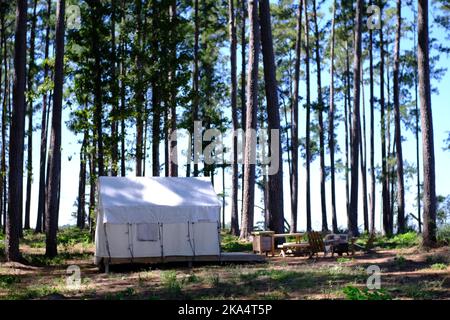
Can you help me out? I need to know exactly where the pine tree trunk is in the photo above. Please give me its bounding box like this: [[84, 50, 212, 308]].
[[240, 0, 259, 239], [349, 0, 362, 236], [417, 0, 436, 247], [394, 0, 405, 234], [312, 0, 327, 231], [259, 0, 284, 235], [168, 0, 178, 177], [328, 0, 337, 233], [290, 0, 302, 233], [135, 0, 144, 176], [6, 0, 27, 261], [36, 0, 52, 233], [369, 26, 376, 234], [379, 1, 391, 236], [111, 0, 118, 176], [24, 0, 38, 230], [304, 0, 311, 231], [0, 11, 7, 233], [189, 0, 200, 178], [120, 0, 126, 177], [240, 0, 246, 221], [45, 0, 65, 258], [360, 71, 369, 232], [229, 0, 239, 235], [77, 133, 87, 229]]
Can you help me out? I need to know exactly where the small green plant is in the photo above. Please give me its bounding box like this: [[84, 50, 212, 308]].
[[430, 263, 447, 270], [437, 225, 450, 245], [342, 286, 392, 300], [393, 255, 407, 267], [337, 257, 353, 264], [206, 274, 220, 288], [0, 274, 21, 288], [185, 273, 201, 284], [160, 271, 182, 296]]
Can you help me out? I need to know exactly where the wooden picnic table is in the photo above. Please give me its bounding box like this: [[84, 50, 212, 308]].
[[271, 232, 305, 256]]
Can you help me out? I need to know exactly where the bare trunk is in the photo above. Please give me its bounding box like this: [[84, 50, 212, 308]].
[[77, 132, 87, 229], [304, 0, 311, 231], [369, 26, 376, 234], [259, 0, 284, 234], [24, 0, 38, 230], [379, 1, 391, 236], [229, 0, 239, 235], [111, 0, 118, 176], [240, 0, 259, 239], [418, 0, 436, 247], [290, 0, 302, 233], [36, 0, 52, 233], [168, 0, 178, 177], [312, 0, 327, 231], [45, 0, 65, 258], [6, 0, 27, 261], [349, 0, 362, 236], [328, 0, 337, 233], [394, 0, 405, 234]]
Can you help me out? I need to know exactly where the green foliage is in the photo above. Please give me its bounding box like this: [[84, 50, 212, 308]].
[[371, 232, 420, 249], [57, 227, 92, 246], [430, 263, 447, 270], [160, 271, 182, 297], [393, 255, 407, 267], [206, 274, 220, 288], [221, 233, 252, 252], [0, 275, 21, 288], [342, 286, 392, 300], [336, 257, 353, 264], [437, 224, 450, 245], [105, 288, 136, 300]]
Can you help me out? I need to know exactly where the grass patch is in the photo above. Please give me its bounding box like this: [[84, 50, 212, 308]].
[[430, 263, 447, 270], [337, 257, 353, 264], [0, 274, 21, 288], [6, 285, 62, 300], [221, 233, 252, 252], [105, 288, 136, 300], [437, 225, 450, 245], [160, 271, 182, 297], [342, 286, 392, 300]]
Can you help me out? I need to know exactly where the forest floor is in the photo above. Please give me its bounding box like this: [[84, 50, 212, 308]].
[[0, 231, 449, 300]]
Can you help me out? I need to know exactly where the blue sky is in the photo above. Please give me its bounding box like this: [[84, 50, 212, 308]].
[[24, 1, 449, 232]]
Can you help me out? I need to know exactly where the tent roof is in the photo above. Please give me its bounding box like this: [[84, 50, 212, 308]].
[[99, 176, 221, 209]]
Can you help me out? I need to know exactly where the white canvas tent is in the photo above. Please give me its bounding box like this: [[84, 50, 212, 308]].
[[95, 177, 221, 266]]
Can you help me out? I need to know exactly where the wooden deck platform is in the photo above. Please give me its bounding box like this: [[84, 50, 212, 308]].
[[98, 252, 265, 267]]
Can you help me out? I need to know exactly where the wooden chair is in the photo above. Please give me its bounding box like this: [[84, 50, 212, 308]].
[[278, 231, 325, 258]]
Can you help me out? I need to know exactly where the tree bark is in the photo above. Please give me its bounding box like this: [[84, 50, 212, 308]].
[[328, 0, 337, 233], [229, 0, 239, 235], [418, 0, 436, 247], [6, 0, 27, 261], [369, 26, 376, 234], [393, 0, 405, 234], [111, 0, 119, 176], [304, 0, 311, 231], [0, 10, 8, 234], [290, 0, 302, 233], [312, 0, 327, 231], [240, 0, 259, 239], [259, 0, 284, 235], [45, 0, 65, 258], [36, 0, 52, 233], [349, 0, 362, 236], [77, 133, 87, 229], [24, 0, 38, 230], [240, 0, 246, 221], [135, 0, 144, 176], [360, 71, 369, 232], [168, 0, 178, 177], [379, 1, 391, 236]]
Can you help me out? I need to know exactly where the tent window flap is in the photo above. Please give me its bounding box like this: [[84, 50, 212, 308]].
[[137, 223, 159, 241]]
